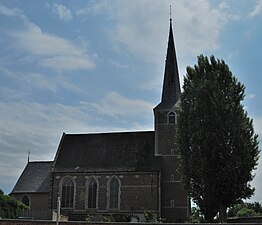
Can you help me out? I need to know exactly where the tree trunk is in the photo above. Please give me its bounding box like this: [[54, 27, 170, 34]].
[[219, 204, 227, 223], [203, 206, 216, 223]]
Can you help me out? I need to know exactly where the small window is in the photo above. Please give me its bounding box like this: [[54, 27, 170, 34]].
[[168, 112, 176, 124], [88, 178, 98, 208], [109, 177, 120, 209], [170, 149, 175, 155], [21, 195, 30, 207], [61, 178, 75, 208], [171, 200, 175, 207], [171, 174, 175, 182]]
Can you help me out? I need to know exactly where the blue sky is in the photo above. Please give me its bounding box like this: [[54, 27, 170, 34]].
[[0, 0, 262, 203]]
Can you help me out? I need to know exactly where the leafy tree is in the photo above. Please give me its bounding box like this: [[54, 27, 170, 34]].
[[249, 201, 262, 214], [236, 207, 257, 217], [177, 55, 260, 222], [227, 202, 245, 218], [187, 207, 205, 223], [0, 189, 27, 219], [228, 201, 262, 217]]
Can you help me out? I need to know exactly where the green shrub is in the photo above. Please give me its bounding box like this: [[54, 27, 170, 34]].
[[0, 189, 28, 219], [237, 207, 257, 217], [144, 210, 154, 222]]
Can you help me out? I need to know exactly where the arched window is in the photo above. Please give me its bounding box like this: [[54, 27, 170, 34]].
[[61, 178, 75, 208], [21, 195, 30, 207], [168, 112, 176, 124], [87, 178, 98, 208], [108, 177, 120, 209]]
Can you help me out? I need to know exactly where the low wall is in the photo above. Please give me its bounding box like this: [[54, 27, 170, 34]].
[[228, 216, 262, 223], [1, 219, 262, 225]]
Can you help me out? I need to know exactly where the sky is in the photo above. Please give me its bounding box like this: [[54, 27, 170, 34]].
[[0, 0, 262, 203]]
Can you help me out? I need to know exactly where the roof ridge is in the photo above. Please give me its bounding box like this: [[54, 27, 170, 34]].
[[28, 161, 54, 164], [64, 130, 154, 136]]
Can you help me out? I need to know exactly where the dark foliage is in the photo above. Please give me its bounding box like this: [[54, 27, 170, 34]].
[[228, 201, 262, 217], [177, 55, 260, 222], [0, 189, 27, 219], [187, 206, 205, 223]]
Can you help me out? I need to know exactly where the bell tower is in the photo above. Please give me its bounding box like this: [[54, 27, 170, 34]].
[[153, 18, 189, 222]]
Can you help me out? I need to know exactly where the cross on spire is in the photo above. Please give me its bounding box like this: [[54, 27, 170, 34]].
[[27, 149, 30, 163], [170, 5, 172, 22]]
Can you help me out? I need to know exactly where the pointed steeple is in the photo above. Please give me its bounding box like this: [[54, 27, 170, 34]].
[[153, 15, 190, 222], [158, 18, 181, 108]]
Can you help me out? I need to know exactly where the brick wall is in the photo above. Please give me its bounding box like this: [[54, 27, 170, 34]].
[[2, 219, 262, 225], [50, 171, 160, 220], [10, 193, 49, 211], [154, 107, 189, 222]]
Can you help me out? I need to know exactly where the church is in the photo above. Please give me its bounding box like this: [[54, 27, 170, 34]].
[[10, 19, 190, 223]]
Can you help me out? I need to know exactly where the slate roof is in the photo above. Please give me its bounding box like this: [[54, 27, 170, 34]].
[[53, 131, 161, 173], [155, 19, 181, 110], [11, 161, 53, 193]]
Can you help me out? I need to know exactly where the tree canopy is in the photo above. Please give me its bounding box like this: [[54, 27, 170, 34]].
[[228, 201, 262, 218], [177, 55, 260, 222], [0, 189, 27, 219]]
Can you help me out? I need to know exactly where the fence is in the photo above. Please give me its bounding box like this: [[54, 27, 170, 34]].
[[18, 210, 52, 221]]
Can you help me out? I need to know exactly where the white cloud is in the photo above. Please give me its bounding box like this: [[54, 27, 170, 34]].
[[0, 66, 85, 98], [0, 4, 22, 17], [88, 0, 229, 65], [250, 0, 262, 17], [109, 59, 129, 69], [87, 91, 154, 118], [14, 28, 73, 55], [0, 4, 93, 71], [76, 1, 109, 17], [20, 72, 57, 93], [0, 4, 36, 30], [41, 55, 94, 71], [247, 93, 256, 99], [218, 0, 240, 21], [12, 25, 94, 71], [53, 3, 73, 21]]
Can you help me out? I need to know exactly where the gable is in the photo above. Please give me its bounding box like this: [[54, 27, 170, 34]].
[[53, 131, 160, 172]]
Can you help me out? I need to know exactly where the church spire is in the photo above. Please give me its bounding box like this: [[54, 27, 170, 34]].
[[160, 17, 181, 106], [153, 13, 189, 222]]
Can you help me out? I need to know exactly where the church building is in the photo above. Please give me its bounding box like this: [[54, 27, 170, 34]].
[[10, 19, 190, 223]]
